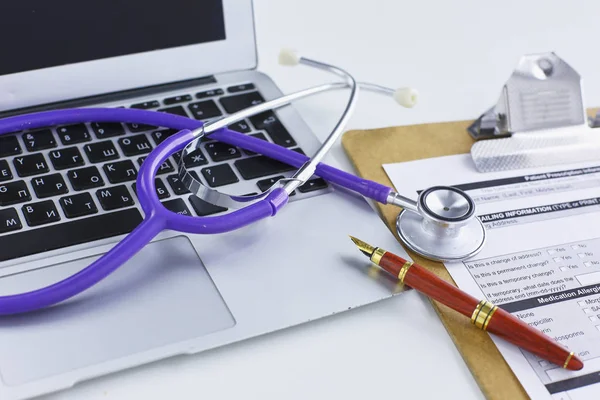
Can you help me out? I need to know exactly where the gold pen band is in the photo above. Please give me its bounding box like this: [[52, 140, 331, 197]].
[[563, 352, 574, 369], [397, 261, 413, 283], [471, 300, 498, 331], [370, 247, 386, 265]]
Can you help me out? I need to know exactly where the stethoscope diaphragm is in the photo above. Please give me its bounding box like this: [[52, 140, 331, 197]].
[[395, 186, 486, 262]]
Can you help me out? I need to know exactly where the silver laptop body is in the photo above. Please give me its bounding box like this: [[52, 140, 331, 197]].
[[0, 1, 402, 399]]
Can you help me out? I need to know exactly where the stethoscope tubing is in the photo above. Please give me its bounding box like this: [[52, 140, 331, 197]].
[[0, 108, 392, 204], [0, 107, 393, 314]]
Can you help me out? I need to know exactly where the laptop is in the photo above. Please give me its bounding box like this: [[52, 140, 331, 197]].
[[0, 1, 402, 399]]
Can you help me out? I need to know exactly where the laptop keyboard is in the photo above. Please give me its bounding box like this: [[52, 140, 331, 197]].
[[0, 84, 329, 262]]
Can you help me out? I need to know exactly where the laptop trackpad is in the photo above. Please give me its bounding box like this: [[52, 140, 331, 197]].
[[0, 236, 235, 386]]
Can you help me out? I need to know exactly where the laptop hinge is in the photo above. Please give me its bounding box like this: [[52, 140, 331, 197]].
[[0, 75, 217, 118]]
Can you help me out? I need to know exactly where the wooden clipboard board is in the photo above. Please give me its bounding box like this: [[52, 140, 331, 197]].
[[341, 110, 597, 399]]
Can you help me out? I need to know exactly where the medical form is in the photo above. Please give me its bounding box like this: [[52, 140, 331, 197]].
[[384, 154, 600, 400]]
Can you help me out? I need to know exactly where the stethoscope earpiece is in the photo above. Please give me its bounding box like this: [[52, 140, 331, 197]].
[[395, 186, 486, 262]]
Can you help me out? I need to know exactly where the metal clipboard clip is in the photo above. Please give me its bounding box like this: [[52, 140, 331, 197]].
[[468, 52, 600, 172]]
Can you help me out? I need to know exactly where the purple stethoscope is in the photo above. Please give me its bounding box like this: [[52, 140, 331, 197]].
[[0, 50, 486, 315]]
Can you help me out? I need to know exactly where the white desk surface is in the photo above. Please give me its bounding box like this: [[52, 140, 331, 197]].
[[42, 1, 600, 399]]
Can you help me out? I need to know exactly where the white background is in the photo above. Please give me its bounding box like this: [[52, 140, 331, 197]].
[[41, 1, 600, 399]]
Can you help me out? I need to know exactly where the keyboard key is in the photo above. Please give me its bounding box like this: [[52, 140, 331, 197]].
[[229, 119, 252, 133], [103, 160, 138, 183], [59, 192, 98, 218], [196, 88, 224, 99], [84, 141, 119, 163], [151, 129, 179, 145], [234, 156, 294, 180], [158, 106, 188, 117], [201, 164, 239, 187], [131, 100, 160, 109], [299, 178, 328, 193], [57, 124, 91, 145], [227, 83, 255, 93], [68, 166, 104, 190], [176, 148, 208, 167], [154, 179, 170, 199], [188, 100, 222, 120], [249, 112, 296, 148], [156, 159, 174, 175], [0, 180, 31, 206], [31, 173, 69, 198], [137, 156, 174, 174], [162, 198, 191, 215], [243, 132, 268, 156], [0, 208, 143, 262], [256, 176, 296, 196], [132, 178, 170, 200], [126, 122, 156, 133], [205, 142, 242, 162], [257, 176, 283, 192], [171, 152, 182, 163], [96, 185, 135, 210], [0, 208, 22, 234], [252, 132, 268, 141], [164, 94, 192, 105], [22, 200, 61, 227], [118, 134, 153, 156], [167, 174, 190, 195], [189, 195, 227, 216], [13, 153, 49, 177], [0, 160, 12, 182], [0, 136, 21, 157], [153, 179, 170, 199], [49, 147, 85, 170], [91, 122, 125, 139], [220, 91, 265, 114], [22, 129, 56, 151]]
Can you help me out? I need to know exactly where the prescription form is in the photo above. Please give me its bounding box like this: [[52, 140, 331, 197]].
[[384, 155, 600, 400]]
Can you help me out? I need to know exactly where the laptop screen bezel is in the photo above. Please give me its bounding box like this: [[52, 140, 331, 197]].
[[0, 0, 256, 112]]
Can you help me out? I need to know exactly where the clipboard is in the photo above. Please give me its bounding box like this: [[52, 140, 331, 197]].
[[341, 108, 598, 399]]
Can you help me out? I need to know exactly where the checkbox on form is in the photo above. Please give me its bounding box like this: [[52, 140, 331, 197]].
[[584, 308, 593, 314], [579, 300, 587, 307], [560, 267, 569, 271], [548, 249, 556, 255], [597, 326, 600, 332], [590, 316, 599, 322], [585, 262, 593, 267], [579, 253, 587, 258], [554, 257, 564, 263]]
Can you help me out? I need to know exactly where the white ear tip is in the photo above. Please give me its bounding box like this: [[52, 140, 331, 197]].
[[393, 87, 418, 108], [279, 48, 300, 66]]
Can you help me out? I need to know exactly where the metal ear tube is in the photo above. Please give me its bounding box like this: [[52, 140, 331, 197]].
[[181, 49, 417, 209]]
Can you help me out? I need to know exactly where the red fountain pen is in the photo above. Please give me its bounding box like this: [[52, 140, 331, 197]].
[[349, 236, 583, 371]]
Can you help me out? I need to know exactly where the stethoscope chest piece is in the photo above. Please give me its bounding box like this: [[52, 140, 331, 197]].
[[395, 186, 486, 262]]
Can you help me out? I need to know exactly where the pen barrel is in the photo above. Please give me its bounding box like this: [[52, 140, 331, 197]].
[[484, 306, 579, 369], [378, 252, 582, 370], [379, 252, 479, 316]]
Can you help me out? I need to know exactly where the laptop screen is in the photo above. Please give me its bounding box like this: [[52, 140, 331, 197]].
[[0, 0, 226, 76]]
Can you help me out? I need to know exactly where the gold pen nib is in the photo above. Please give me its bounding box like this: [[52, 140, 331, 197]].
[[349, 236, 376, 258]]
